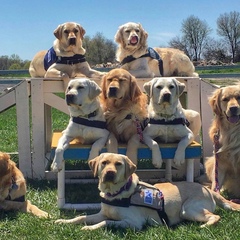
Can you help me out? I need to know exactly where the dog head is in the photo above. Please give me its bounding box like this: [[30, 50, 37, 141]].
[[209, 84, 240, 124], [0, 152, 15, 191], [144, 77, 185, 107], [65, 78, 102, 115], [89, 153, 136, 185], [101, 69, 143, 104], [53, 22, 86, 52], [114, 22, 148, 50]]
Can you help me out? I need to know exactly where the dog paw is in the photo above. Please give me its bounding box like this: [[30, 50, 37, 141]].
[[173, 155, 185, 166], [51, 161, 63, 172], [55, 219, 67, 224]]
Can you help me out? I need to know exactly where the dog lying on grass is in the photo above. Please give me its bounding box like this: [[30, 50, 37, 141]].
[[0, 152, 48, 217], [55, 153, 240, 230]]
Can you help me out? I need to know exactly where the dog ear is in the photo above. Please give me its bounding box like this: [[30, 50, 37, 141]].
[[0, 152, 10, 176], [143, 79, 154, 97], [88, 155, 101, 177], [138, 23, 148, 48], [130, 75, 142, 101], [88, 80, 102, 100], [77, 24, 86, 39], [123, 155, 137, 179], [100, 75, 108, 99], [54, 24, 63, 40], [209, 88, 222, 115], [114, 26, 125, 46], [176, 80, 186, 97]]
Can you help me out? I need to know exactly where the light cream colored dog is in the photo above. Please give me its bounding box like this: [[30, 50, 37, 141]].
[[115, 22, 198, 78], [29, 22, 105, 87], [51, 78, 109, 172], [55, 153, 240, 230], [142, 78, 201, 168]]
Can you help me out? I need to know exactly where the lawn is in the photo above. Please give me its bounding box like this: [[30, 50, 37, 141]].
[[1, 76, 240, 239]]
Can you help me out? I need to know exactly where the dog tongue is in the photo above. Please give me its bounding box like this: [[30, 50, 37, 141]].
[[228, 115, 240, 124], [130, 36, 138, 44]]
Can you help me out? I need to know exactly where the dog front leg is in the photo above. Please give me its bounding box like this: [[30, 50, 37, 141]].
[[51, 135, 73, 172], [106, 133, 118, 153], [126, 134, 140, 165], [88, 135, 109, 160], [174, 133, 194, 166], [143, 134, 163, 168]]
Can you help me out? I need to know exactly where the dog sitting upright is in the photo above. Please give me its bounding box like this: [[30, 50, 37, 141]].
[[55, 153, 240, 230], [142, 77, 201, 168], [51, 78, 109, 172], [0, 152, 48, 217]]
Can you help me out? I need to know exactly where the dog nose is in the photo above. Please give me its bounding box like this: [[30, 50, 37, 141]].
[[66, 94, 75, 105], [69, 38, 76, 45], [229, 106, 239, 115], [108, 87, 118, 98], [163, 93, 171, 102], [104, 171, 116, 182]]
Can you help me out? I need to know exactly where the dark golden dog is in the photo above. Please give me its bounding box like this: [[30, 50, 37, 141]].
[[0, 152, 48, 217], [201, 84, 240, 199], [100, 69, 148, 164], [55, 153, 240, 230]]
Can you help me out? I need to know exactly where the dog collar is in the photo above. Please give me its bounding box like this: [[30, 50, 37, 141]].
[[5, 177, 25, 202], [121, 47, 164, 76], [149, 117, 190, 126], [105, 176, 133, 198]]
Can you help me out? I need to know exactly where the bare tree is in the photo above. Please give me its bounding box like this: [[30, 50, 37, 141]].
[[217, 11, 240, 62], [181, 15, 211, 61]]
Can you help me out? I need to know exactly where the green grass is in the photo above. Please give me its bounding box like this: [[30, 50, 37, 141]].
[[1, 75, 240, 239]]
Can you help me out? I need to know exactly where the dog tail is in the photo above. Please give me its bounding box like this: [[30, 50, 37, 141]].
[[211, 191, 240, 211]]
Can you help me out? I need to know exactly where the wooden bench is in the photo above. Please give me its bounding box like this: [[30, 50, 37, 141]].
[[50, 132, 202, 210]]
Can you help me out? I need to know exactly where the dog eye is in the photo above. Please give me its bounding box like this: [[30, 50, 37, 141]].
[[125, 30, 130, 33], [77, 86, 84, 90], [135, 29, 140, 33], [222, 97, 228, 102], [156, 86, 163, 90], [115, 162, 122, 166], [64, 30, 69, 34], [74, 29, 78, 34], [169, 85, 175, 89], [101, 161, 107, 166]]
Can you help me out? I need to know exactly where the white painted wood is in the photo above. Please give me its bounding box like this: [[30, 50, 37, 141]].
[[200, 80, 218, 159], [0, 90, 16, 112], [31, 79, 45, 178], [15, 80, 32, 177], [44, 93, 69, 114]]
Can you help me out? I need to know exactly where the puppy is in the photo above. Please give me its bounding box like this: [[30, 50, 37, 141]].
[[115, 22, 198, 78], [51, 78, 109, 172], [200, 84, 240, 199], [29, 22, 105, 87], [0, 152, 48, 217], [55, 153, 240, 230], [142, 78, 201, 168], [100, 68, 148, 164]]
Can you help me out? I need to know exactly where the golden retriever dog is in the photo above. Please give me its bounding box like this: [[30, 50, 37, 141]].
[[29, 22, 105, 88], [201, 84, 240, 199], [141, 78, 201, 168], [99, 68, 148, 164], [115, 22, 198, 78], [51, 78, 109, 172], [0, 152, 48, 217], [55, 153, 240, 230]]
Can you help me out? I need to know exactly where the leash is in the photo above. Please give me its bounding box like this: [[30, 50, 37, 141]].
[[213, 130, 220, 193]]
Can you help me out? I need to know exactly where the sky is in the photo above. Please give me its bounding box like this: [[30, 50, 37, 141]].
[[0, 0, 239, 61]]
